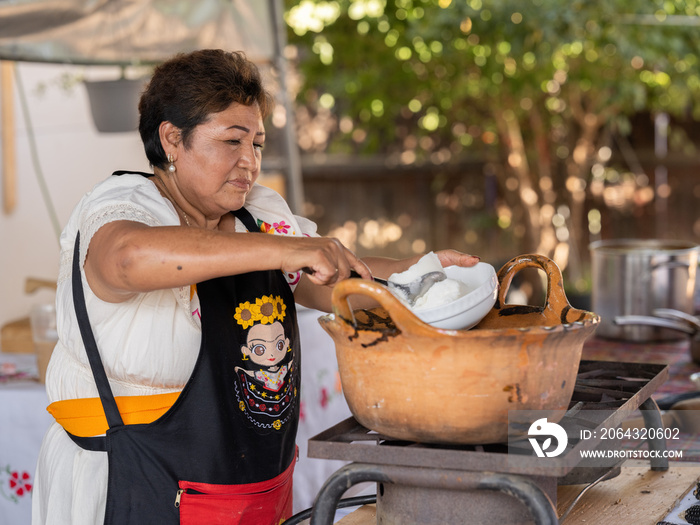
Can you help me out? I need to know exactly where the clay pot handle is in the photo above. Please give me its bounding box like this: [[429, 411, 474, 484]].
[[331, 278, 437, 335], [490, 254, 572, 326]]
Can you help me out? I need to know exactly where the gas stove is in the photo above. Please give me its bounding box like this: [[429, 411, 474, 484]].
[[306, 360, 669, 525]]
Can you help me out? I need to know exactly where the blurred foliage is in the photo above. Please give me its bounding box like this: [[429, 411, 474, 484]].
[[283, 0, 700, 286], [285, 0, 700, 155]]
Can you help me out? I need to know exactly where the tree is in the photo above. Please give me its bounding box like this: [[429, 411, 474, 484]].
[[284, 0, 700, 290]]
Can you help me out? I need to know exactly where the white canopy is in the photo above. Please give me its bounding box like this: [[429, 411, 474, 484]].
[[0, 0, 276, 65]]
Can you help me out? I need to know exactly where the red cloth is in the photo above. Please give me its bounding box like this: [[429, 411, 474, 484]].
[[177, 455, 295, 525]]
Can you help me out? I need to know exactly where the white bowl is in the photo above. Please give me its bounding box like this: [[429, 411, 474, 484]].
[[412, 263, 498, 330]]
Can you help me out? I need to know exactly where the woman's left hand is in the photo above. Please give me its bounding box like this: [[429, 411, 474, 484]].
[[434, 249, 480, 268]]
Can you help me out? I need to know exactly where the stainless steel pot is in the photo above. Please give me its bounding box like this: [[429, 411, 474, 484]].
[[590, 239, 699, 341]]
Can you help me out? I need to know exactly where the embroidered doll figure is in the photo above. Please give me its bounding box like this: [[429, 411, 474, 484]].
[[237, 321, 290, 392]]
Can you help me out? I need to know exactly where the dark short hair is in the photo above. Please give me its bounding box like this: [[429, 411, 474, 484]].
[[138, 49, 274, 169]]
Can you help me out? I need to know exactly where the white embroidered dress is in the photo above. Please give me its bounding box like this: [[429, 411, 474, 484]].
[[31, 173, 317, 525]]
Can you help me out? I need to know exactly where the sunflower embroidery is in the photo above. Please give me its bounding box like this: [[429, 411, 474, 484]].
[[272, 295, 286, 322], [235, 296, 288, 327], [256, 296, 277, 324], [234, 301, 258, 329]]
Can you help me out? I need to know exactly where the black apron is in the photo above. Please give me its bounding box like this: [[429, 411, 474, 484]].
[[68, 196, 300, 524]]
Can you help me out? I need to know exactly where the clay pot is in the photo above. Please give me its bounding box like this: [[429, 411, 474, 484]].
[[318, 254, 600, 445]]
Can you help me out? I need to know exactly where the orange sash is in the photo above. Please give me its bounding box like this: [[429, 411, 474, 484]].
[[47, 392, 180, 437]]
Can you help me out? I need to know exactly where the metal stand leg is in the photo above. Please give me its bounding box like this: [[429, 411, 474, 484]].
[[479, 474, 559, 525], [309, 463, 559, 525], [640, 397, 669, 471], [309, 464, 389, 525]]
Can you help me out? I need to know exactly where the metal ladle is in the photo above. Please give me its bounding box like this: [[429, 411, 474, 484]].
[[302, 267, 446, 306], [350, 270, 446, 306]]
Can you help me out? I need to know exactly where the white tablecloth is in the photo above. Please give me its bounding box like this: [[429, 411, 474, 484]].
[[0, 354, 52, 525]]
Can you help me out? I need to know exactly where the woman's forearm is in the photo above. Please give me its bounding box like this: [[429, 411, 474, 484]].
[[84, 221, 287, 301], [84, 221, 370, 303]]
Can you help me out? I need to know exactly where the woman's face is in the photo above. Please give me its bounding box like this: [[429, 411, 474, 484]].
[[172, 102, 265, 219], [243, 322, 289, 368]]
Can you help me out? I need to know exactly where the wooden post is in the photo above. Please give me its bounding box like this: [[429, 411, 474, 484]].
[[1, 60, 16, 214]]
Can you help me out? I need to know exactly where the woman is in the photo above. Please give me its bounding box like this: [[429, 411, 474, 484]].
[[32, 49, 479, 525]]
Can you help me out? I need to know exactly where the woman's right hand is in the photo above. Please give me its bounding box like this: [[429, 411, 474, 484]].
[[281, 236, 372, 286]]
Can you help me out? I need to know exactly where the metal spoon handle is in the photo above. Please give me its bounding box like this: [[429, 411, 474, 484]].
[[301, 266, 388, 286], [349, 270, 388, 286]]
